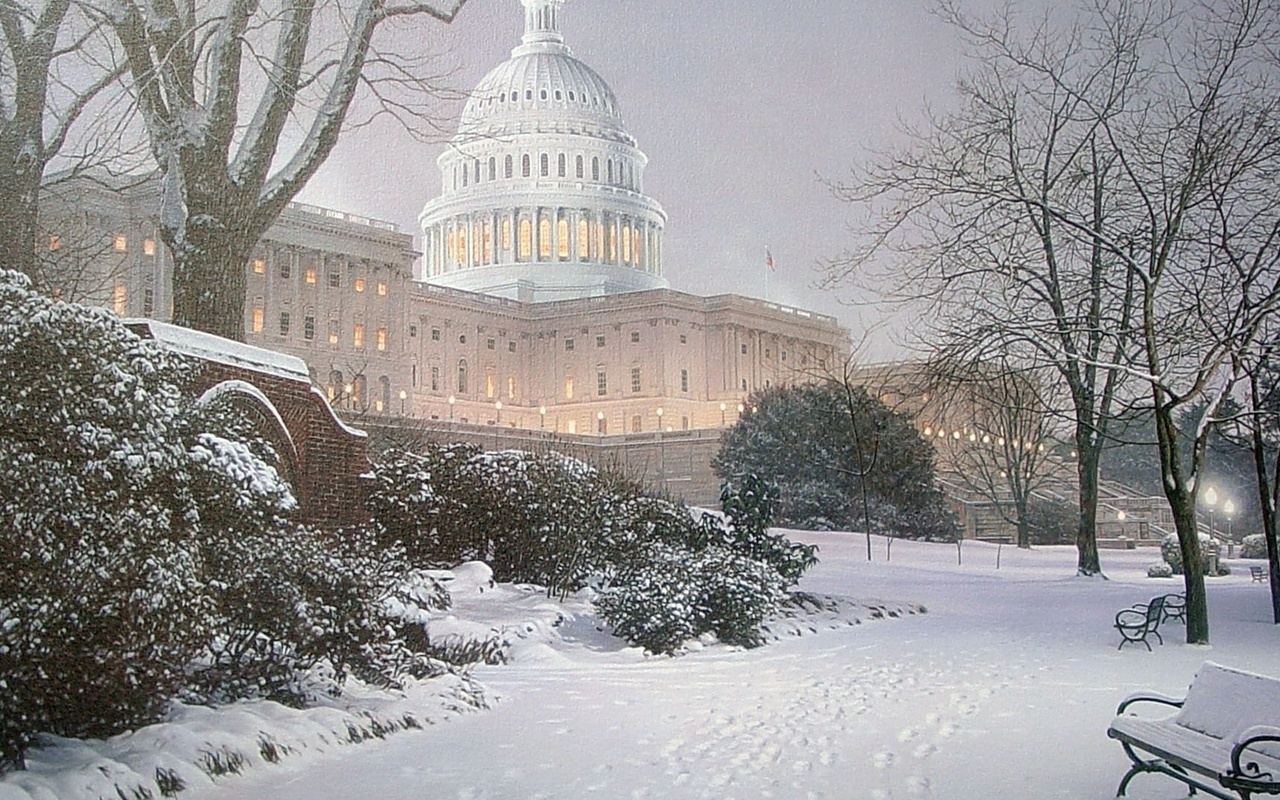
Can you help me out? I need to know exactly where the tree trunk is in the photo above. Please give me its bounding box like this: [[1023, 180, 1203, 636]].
[[1169, 494, 1210, 643], [1015, 495, 1030, 548], [1074, 439, 1103, 576], [164, 187, 257, 342], [0, 144, 42, 281]]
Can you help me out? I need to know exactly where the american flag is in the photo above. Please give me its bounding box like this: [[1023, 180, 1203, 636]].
[[766, 248, 776, 271]]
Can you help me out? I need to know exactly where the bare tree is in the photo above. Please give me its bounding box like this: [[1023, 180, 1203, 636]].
[[106, 0, 469, 341], [928, 356, 1060, 548], [825, 0, 1159, 577], [0, 0, 127, 280]]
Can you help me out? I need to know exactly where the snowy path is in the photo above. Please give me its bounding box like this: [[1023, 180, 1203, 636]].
[[186, 535, 1280, 800]]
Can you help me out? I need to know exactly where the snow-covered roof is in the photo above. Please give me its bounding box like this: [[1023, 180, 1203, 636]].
[[126, 320, 311, 383]]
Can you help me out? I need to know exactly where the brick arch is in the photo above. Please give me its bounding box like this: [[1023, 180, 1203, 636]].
[[196, 379, 302, 493]]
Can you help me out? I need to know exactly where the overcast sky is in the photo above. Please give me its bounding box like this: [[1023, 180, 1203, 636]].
[[296, 0, 974, 359]]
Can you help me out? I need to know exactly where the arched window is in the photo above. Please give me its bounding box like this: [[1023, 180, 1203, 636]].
[[378, 376, 390, 413], [518, 219, 532, 259], [457, 359, 469, 394], [461, 167, 467, 187], [353, 374, 368, 409], [592, 156, 599, 181], [540, 153, 549, 177], [483, 221, 493, 264], [522, 154, 531, 177], [328, 370, 343, 402], [575, 155, 584, 179], [557, 218, 569, 259], [607, 160, 614, 184], [577, 219, 589, 260], [502, 218, 512, 251], [622, 224, 631, 264], [539, 218, 551, 259], [558, 153, 566, 178], [524, 89, 532, 101], [505, 155, 513, 179], [634, 226, 643, 265], [473, 160, 480, 184], [608, 222, 618, 261], [488, 157, 496, 181]]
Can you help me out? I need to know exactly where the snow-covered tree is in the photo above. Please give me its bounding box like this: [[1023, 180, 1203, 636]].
[[0, 270, 207, 770], [714, 383, 955, 540], [0, 0, 128, 284], [108, 0, 469, 340]]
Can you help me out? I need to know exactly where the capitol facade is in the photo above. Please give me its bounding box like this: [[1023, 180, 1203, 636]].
[[39, 0, 849, 498]]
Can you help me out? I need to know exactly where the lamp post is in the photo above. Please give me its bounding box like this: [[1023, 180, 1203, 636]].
[[399, 389, 407, 415], [597, 410, 605, 435], [1224, 498, 1236, 549], [1204, 486, 1218, 538], [343, 383, 353, 408], [719, 402, 726, 426], [656, 407, 665, 485], [448, 394, 455, 421], [539, 405, 546, 430], [495, 400, 502, 425]]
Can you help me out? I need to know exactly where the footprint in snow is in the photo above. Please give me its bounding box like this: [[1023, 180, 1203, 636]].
[[897, 727, 918, 743], [912, 743, 937, 760], [873, 750, 896, 769]]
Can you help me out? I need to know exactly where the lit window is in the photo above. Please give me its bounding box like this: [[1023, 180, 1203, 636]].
[[631, 367, 641, 393], [557, 218, 569, 259], [507, 376, 515, 399], [253, 258, 265, 274], [279, 311, 291, 336], [565, 377, 574, 399], [306, 268, 317, 284], [518, 219, 532, 259], [565, 338, 574, 351], [377, 281, 387, 296], [483, 222, 493, 263], [328, 318, 339, 344], [578, 219, 589, 259], [502, 218, 512, 250], [353, 323, 364, 348], [539, 218, 551, 259], [354, 278, 365, 293], [304, 315, 315, 340], [252, 306, 264, 333], [622, 225, 631, 263], [608, 224, 617, 261], [376, 327, 387, 351], [486, 373, 495, 398], [112, 284, 127, 315], [48, 234, 60, 251], [597, 371, 608, 396], [143, 238, 155, 256], [113, 235, 127, 252]]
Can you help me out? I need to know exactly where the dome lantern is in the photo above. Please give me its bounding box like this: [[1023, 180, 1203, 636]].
[[520, 0, 567, 51]]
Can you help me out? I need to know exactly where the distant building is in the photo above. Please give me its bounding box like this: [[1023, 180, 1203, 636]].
[[36, 0, 847, 470]]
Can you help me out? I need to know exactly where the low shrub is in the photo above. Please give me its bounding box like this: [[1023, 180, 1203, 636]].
[[1147, 562, 1174, 578], [1160, 532, 1220, 575], [1242, 534, 1268, 559]]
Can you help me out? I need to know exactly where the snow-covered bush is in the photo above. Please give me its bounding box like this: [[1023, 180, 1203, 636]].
[[1242, 534, 1268, 559], [1160, 532, 1219, 575], [596, 542, 703, 655], [1147, 562, 1174, 578], [0, 272, 208, 770], [720, 475, 818, 584]]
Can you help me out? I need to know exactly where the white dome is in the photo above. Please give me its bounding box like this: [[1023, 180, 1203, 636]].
[[419, 0, 667, 303]]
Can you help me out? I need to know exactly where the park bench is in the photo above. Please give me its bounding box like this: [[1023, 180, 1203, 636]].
[[1107, 661, 1280, 799], [1254, 565, 1268, 583], [1115, 595, 1167, 651]]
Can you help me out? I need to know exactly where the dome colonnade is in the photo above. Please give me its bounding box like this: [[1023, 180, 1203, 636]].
[[418, 0, 667, 302]]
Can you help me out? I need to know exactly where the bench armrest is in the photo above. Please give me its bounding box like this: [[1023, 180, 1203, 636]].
[[1115, 608, 1147, 626], [1228, 727, 1280, 786], [1115, 691, 1185, 715]]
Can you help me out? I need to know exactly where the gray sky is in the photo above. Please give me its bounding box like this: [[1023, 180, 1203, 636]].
[[296, 0, 971, 359]]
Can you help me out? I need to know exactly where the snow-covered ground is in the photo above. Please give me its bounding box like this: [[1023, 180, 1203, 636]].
[[9, 532, 1280, 799]]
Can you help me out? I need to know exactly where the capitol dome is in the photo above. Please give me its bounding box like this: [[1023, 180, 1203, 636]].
[[418, 0, 668, 302]]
